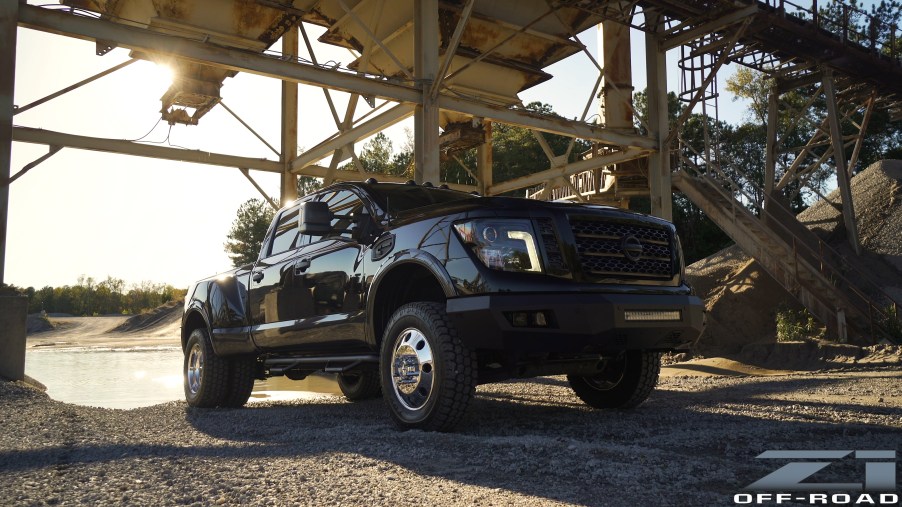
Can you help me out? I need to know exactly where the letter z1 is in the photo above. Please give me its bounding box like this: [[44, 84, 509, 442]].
[[745, 450, 897, 491]]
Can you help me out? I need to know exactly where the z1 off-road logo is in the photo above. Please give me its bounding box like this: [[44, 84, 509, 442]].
[[735, 450, 900, 505]]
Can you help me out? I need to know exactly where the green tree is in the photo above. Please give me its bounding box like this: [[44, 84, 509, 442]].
[[441, 101, 590, 189], [225, 198, 276, 267], [340, 132, 413, 177], [297, 176, 322, 196]]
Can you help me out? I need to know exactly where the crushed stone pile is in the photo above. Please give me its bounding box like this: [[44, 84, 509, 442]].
[[111, 301, 181, 334], [686, 160, 902, 357], [25, 314, 53, 334]]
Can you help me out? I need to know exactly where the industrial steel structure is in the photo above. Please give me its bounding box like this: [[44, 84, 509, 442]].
[[2, 0, 902, 341]]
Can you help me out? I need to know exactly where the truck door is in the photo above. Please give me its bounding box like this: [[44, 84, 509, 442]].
[[250, 189, 370, 353], [247, 203, 313, 347]]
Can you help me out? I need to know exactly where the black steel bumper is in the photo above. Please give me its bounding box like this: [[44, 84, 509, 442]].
[[446, 292, 706, 353]]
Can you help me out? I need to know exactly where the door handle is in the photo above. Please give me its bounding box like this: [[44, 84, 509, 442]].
[[252, 270, 264, 283], [295, 258, 311, 274]]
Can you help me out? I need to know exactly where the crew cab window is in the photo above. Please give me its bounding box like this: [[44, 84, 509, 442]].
[[268, 205, 301, 257], [309, 189, 366, 242]]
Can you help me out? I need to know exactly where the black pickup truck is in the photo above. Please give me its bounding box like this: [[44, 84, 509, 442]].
[[181, 180, 705, 431]]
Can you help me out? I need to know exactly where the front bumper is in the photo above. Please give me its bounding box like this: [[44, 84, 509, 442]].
[[446, 292, 705, 353]]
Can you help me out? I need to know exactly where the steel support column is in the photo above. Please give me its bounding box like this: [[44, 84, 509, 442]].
[[645, 16, 672, 220], [281, 25, 299, 204], [414, 0, 440, 184], [823, 71, 860, 255], [477, 120, 493, 195], [600, 18, 634, 132], [0, 0, 18, 285]]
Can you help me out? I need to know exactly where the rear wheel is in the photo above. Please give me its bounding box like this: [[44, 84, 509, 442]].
[[567, 351, 661, 409], [380, 302, 477, 431], [337, 370, 381, 401], [222, 355, 256, 408], [183, 328, 255, 408]]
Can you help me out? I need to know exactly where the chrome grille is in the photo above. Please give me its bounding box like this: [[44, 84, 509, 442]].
[[569, 218, 674, 281]]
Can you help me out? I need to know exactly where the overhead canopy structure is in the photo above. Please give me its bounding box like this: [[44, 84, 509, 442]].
[[3, 0, 902, 342]]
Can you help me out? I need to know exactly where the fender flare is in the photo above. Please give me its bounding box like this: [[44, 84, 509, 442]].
[[181, 304, 211, 351], [365, 249, 457, 345]]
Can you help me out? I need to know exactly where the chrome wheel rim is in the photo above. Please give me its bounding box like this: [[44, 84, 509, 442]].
[[186, 342, 204, 396], [585, 356, 627, 391], [390, 327, 434, 411]]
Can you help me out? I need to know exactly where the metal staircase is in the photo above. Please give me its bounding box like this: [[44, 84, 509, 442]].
[[672, 167, 901, 343]]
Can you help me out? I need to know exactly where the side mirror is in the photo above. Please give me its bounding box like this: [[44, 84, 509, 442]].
[[298, 201, 333, 235]]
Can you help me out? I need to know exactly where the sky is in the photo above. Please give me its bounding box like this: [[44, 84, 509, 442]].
[[7, 4, 752, 290]]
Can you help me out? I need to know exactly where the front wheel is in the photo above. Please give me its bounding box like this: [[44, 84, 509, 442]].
[[567, 351, 661, 409], [183, 328, 256, 408], [380, 302, 477, 431]]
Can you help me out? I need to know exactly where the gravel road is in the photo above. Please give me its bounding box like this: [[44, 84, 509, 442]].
[[1, 368, 900, 506]]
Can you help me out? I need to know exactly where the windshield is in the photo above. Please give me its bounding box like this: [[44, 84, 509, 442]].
[[364, 183, 476, 214]]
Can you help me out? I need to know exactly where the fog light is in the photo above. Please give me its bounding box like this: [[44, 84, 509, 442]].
[[506, 311, 552, 328], [624, 310, 682, 322], [534, 311, 547, 327]]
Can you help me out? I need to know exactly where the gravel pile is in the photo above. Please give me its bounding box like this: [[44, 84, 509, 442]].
[[686, 160, 902, 353], [2, 368, 900, 506]]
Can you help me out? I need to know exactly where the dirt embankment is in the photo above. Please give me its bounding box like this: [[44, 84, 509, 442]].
[[26, 301, 181, 349]]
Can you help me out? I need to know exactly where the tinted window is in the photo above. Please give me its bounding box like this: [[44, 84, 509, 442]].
[[268, 206, 300, 256], [365, 183, 474, 213], [306, 190, 367, 242]]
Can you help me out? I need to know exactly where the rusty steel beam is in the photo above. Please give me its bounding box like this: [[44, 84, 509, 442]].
[[414, 0, 440, 184], [17, 4, 423, 103], [13, 126, 283, 173], [824, 71, 861, 255], [0, 0, 17, 285], [8, 145, 62, 185], [430, 0, 475, 99], [644, 15, 672, 220], [488, 148, 649, 195], [281, 26, 299, 204], [14, 58, 137, 116], [240, 168, 279, 210], [296, 163, 476, 192], [660, 5, 757, 50], [17, 5, 654, 161], [220, 101, 280, 157], [437, 94, 656, 149], [290, 103, 415, 173]]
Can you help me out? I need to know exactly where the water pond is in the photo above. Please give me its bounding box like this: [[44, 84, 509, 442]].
[[25, 347, 341, 409]]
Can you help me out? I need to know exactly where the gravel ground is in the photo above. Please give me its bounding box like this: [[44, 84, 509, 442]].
[[2, 368, 901, 506]]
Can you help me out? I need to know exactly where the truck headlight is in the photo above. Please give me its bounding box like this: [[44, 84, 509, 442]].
[[454, 219, 543, 273]]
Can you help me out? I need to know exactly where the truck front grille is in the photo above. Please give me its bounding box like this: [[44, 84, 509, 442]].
[[568, 218, 674, 282], [535, 218, 567, 274]]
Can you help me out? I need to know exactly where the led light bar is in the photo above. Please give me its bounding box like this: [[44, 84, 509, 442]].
[[624, 310, 682, 322]]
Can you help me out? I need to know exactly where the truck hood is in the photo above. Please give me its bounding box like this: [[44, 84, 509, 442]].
[[392, 195, 673, 228]]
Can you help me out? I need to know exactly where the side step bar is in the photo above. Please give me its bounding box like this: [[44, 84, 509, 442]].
[[264, 355, 379, 376]]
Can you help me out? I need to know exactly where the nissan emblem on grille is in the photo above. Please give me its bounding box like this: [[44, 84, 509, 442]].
[[621, 236, 644, 262]]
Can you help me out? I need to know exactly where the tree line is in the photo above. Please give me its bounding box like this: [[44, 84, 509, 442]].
[[1, 276, 187, 316]]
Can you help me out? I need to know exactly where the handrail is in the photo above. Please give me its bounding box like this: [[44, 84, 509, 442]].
[[762, 0, 902, 63], [676, 158, 901, 342]]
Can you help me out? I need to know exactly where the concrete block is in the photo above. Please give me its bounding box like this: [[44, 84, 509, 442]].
[[0, 296, 27, 381]]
